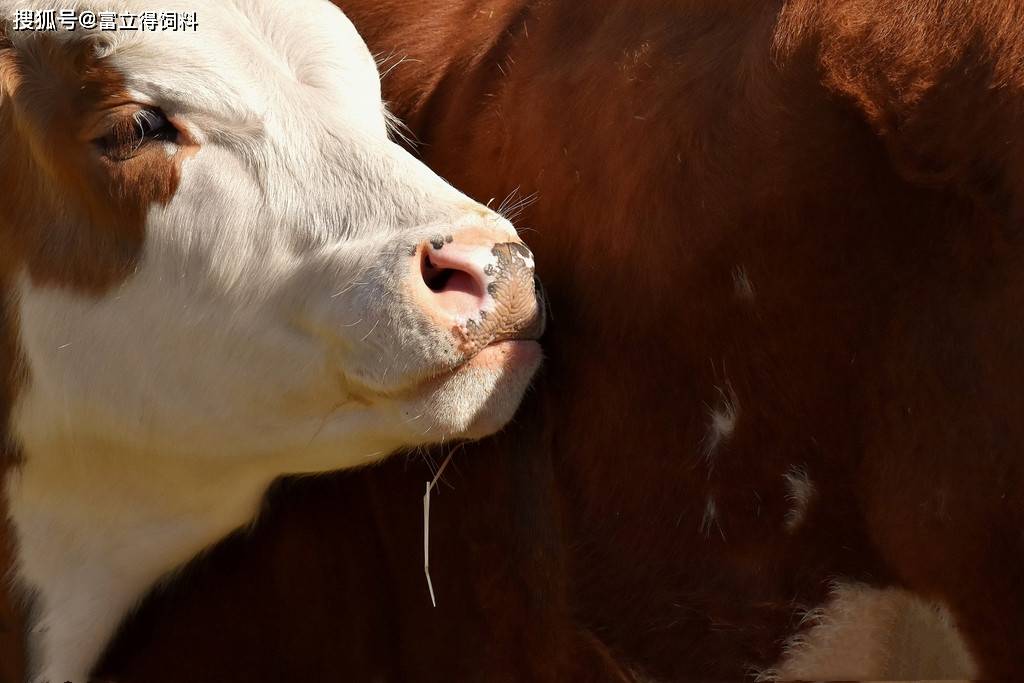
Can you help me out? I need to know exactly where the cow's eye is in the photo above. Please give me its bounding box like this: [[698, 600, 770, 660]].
[[95, 108, 178, 160], [133, 109, 176, 141]]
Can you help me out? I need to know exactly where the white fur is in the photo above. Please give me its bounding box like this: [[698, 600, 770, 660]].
[[1, 1, 539, 680], [701, 383, 739, 471], [698, 495, 723, 540], [732, 265, 755, 300], [755, 582, 977, 681], [782, 465, 815, 532]]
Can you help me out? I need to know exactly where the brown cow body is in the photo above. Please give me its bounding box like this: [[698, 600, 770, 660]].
[[3, 0, 1024, 680]]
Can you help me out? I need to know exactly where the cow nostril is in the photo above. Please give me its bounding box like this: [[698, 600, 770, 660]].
[[420, 249, 483, 302], [421, 254, 455, 292]]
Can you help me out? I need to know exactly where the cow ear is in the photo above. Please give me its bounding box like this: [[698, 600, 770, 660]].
[[0, 22, 17, 102], [775, 0, 1024, 215], [0, 20, 26, 109]]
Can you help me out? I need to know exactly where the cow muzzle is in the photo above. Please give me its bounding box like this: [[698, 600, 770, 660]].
[[410, 225, 545, 359]]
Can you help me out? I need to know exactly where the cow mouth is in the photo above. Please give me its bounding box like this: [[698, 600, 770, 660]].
[[420, 337, 542, 389], [375, 336, 539, 405], [398, 337, 543, 439], [331, 329, 543, 405], [459, 337, 542, 370]]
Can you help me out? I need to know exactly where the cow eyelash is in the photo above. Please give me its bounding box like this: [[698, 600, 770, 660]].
[[95, 107, 179, 158], [132, 109, 177, 143]]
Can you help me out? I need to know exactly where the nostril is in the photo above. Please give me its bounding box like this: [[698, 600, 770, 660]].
[[418, 245, 488, 319], [421, 253, 455, 292]]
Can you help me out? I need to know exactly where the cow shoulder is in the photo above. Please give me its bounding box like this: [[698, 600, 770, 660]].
[[775, 0, 1024, 213]]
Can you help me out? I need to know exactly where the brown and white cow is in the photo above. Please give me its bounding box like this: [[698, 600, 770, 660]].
[[7, 0, 1024, 681], [0, 1, 544, 681]]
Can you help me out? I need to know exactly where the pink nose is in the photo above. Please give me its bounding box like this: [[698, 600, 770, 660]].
[[412, 229, 544, 354], [420, 237, 492, 317]]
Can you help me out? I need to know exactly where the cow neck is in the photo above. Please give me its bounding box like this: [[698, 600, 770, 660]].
[[339, 0, 532, 136]]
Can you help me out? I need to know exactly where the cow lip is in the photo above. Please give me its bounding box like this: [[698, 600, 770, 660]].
[[338, 335, 542, 402], [479, 337, 541, 353], [451, 337, 540, 373], [406, 339, 541, 395]]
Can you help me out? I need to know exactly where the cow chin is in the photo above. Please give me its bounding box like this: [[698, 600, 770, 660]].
[[400, 339, 542, 442]]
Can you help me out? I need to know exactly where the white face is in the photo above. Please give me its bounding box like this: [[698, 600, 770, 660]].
[[1, 0, 544, 469]]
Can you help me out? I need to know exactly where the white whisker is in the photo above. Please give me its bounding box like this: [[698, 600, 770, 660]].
[[359, 319, 380, 342]]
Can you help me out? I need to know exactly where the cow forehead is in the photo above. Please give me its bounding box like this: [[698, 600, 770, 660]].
[[8, 0, 383, 134]]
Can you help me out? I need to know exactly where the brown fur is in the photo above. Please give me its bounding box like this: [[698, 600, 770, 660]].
[[776, 0, 1024, 214], [0, 33, 190, 293], [6, 1, 1024, 680]]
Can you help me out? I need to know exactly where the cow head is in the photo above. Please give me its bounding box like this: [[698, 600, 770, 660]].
[[0, 0, 544, 473]]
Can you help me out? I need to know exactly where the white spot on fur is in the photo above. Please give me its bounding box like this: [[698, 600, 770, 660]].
[[754, 582, 977, 682], [733, 266, 755, 300], [702, 383, 739, 471], [699, 496, 724, 540], [783, 465, 816, 532]]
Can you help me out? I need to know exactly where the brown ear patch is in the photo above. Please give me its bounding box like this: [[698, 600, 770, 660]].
[[0, 32, 195, 294]]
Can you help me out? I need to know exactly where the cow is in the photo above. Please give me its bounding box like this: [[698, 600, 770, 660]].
[[6, 0, 1024, 681], [0, 1, 545, 681]]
